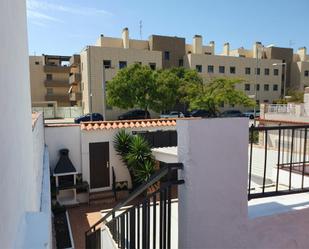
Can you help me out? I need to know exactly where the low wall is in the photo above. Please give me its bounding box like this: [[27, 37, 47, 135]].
[[32, 106, 83, 119]]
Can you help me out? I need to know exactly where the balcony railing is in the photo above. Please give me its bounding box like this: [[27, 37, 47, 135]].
[[69, 73, 81, 85], [44, 65, 70, 73], [266, 104, 296, 114], [85, 163, 184, 249], [44, 79, 69, 87], [69, 55, 80, 67], [45, 94, 70, 102], [248, 124, 309, 200], [69, 92, 82, 101]]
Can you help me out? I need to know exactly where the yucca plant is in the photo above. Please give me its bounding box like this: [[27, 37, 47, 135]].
[[113, 132, 156, 190], [125, 135, 153, 172], [113, 129, 133, 163]]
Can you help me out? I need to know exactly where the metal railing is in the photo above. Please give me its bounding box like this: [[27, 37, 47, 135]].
[[248, 124, 309, 199], [85, 163, 184, 249], [266, 104, 296, 114]]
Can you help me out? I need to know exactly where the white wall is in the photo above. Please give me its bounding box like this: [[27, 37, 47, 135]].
[[0, 0, 38, 248], [178, 118, 309, 249], [177, 118, 249, 249], [81, 126, 175, 191], [45, 126, 82, 173]]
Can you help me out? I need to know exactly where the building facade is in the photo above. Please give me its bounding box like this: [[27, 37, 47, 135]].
[[30, 54, 74, 107], [34, 28, 308, 120]]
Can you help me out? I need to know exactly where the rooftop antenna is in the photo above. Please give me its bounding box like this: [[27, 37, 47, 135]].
[[139, 20, 143, 40], [289, 40, 295, 48]]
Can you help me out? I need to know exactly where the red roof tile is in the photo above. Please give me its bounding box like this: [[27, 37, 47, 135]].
[[80, 118, 196, 131]]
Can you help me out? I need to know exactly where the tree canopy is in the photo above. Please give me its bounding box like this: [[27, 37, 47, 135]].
[[106, 63, 156, 112], [188, 78, 255, 116], [106, 63, 255, 115]]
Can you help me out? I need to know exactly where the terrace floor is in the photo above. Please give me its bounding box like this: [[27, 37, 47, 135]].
[[67, 202, 116, 249]]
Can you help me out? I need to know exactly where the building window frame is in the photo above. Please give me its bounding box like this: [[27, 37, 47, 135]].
[[219, 66, 225, 74], [164, 51, 170, 60], [264, 84, 269, 91], [103, 60, 111, 69], [207, 65, 214, 73], [245, 84, 251, 91], [273, 84, 279, 91], [264, 68, 270, 75], [230, 66, 236, 74], [119, 61, 127, 69], [274, 68, 279, 76], [196, 65, 203, 73], [245, 67, 251, 75]]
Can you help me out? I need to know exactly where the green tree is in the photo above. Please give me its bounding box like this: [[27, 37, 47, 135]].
[[106, 63, 157, 115], [189, 78, 255, 116]]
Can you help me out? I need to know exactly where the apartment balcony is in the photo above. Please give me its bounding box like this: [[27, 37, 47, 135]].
[[69, 73, 81, 85], [44, 79, 69, 87], [69, 92, 82, 101], [44, 65, 71, 74], [45, 93, 70, 102], [69, 55, 80, 67]]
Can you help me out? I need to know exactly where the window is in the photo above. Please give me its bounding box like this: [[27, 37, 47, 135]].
[[245, 67, 251, 75], [208, 65, 214, 73], [274, 69, 279, 76], [46, 88, 53, 95], [164, 51, 170, 60], [264, 68, 270, 75], [219, 66, 225, 73], [245, 84, 251, 91], [81, 62, 83, 71], [264, 100, 269, 103], [256, 84, 260, 91], [255, 68, 260, 75], [230, 66, 236, 74], [135, 61, 142, 65], [35, 61, 40, 65], [205, 52, 212, 55], [264, 84, 269, 91], [305, 70, 309, 77], [196, 65, 202, 73], [256, 100, 260, 105], [119, 61, 127, 69], [273, 84, 278, 91], [103, 60, 111, 69], [46, 74, 52, 80], [149, 63, 156, 70], [179, 59, 184, 67]]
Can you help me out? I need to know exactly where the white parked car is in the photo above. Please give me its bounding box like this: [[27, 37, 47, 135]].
[[160, 111, 185, 118]]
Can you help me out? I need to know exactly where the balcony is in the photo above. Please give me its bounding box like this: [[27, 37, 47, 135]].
[[69, 92, 82, 101], [44, 79, 69, 87], [45, 94, 70, 102], [69, 73, 81, 85], [44, 65, 70, 74], [69, 55, 80, 67]]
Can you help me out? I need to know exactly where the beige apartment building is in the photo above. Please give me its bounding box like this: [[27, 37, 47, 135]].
[[31, 28, 309, 120], [29, 54, 79, 107]]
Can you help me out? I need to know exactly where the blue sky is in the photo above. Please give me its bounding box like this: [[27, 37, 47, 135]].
[[27, 0, 309, 56]]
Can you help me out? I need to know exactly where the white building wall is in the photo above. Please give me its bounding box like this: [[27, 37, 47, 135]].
[[177, 118, 309, 249], [45, 125, 82, 172], [0, 0, 38, 248]]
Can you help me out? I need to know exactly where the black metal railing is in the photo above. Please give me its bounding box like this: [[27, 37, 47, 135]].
[[112, 167, 117, 201], [248, 124, 309, 200], [85, 163, 184, 249]]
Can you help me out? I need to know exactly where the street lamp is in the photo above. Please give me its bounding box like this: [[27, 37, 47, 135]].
[[272, 62, 287, 98]]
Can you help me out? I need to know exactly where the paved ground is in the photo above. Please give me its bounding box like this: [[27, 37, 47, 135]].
[[67, 203, 115, 249]]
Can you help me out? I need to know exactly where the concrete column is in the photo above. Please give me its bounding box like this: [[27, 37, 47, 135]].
[[223, 42, 230, 56], [253, 41, 263, 59], [122, 27, 129, 49], [209, 41, 215, 55], [193, 35, 202, 54], [177, 118, 248, 249], [298, 47, 307, 61]]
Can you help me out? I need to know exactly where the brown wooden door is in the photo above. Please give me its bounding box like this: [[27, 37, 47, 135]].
[[89, 142, 110, 189]]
